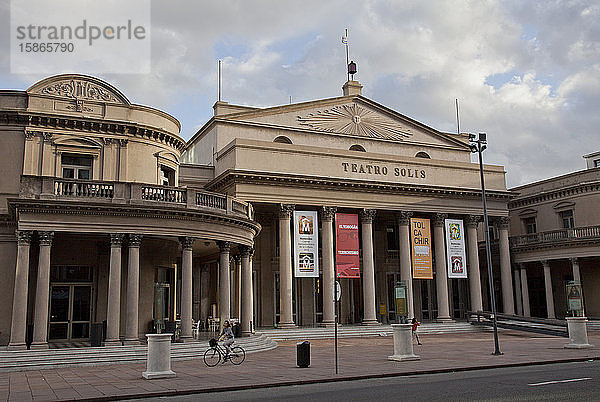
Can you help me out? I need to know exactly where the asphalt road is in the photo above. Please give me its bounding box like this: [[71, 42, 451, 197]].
[[136, 360, 600, 401]]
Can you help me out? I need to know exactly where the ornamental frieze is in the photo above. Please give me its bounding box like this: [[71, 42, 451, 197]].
[[297, 103, 412, 141], [34, 79, 125, 104]]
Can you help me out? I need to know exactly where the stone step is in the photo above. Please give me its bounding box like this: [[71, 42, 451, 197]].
[[0, 334, 276, 372]]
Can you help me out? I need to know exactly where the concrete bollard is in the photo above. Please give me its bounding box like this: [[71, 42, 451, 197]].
[[142, 333, 176, 379], [388, 323, 420, 361], [564, 317, 594, 349]]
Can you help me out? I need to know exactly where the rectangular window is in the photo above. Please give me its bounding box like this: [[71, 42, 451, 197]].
[[61, 154, 92, 180], [523, 217, 537, 234], [386, 227, 398, 251], [560, 210, 575, 229], [160, 165, 175, 186]]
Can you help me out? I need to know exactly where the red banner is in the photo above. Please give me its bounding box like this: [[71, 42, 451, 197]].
[[335, 213, 360, 278]]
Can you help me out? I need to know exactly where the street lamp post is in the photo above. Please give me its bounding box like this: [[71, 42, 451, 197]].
[[469, 132, 502, 356]]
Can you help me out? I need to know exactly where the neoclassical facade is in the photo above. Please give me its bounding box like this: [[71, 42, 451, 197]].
[[182, 80, 515, 328], [0, 75, 259, 348], [509, 161, 600, 319]]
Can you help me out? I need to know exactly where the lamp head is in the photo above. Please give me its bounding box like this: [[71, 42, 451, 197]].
[[478, 132, 487, 144]]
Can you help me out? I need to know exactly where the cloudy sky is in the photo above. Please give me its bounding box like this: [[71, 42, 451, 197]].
[[1, 0, 598, 188]]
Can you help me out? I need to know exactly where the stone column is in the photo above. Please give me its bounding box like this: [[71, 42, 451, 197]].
[[513, 268, 523, 316], [320, 207, 336, 327], [433, 213, 452, 322], [397, 211, 414, 318], [106, 233, 124, 345], [360, 209, 379, 325], [240, 245, 253, 336], [278, 204, 296, 328], [8, 231, 32, 350], [125, 234, 142, 344], [30, 231, 54, 349], [249, 248, 255, 333], [541, 260, 555, 319], [520, 264, 531, 317], [217, 241, 231, 327], [233, 255, 241, 319], [179, 237, 194, 341], [570, 258, 585, 314], [465, 215, 483, 312], [497, 217, 515, 314]]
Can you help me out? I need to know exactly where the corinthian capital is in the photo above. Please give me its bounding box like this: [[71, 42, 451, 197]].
[[432, 213, 448, 227], [319, 206, 337, 222], [360, 209, 376, 224], [278, 204, 295, 219]]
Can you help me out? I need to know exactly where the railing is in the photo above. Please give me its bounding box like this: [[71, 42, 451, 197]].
[[141, 185, 187, 203], [54, 179, 114, 198], [196, 192, 227, 210], [510, 225, 600, 247]]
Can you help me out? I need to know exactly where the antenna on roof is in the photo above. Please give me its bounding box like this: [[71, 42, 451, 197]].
[[218, 60, 222, 101], [455, 98, 460, 135]]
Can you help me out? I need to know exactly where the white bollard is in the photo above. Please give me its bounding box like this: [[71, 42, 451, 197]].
[[388, 323, 420, 361], [564, 317, 594, 349], [142, 333, 176, 379]]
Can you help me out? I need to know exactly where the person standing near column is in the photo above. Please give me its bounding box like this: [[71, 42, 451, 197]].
[[360, 209, 379, 325]]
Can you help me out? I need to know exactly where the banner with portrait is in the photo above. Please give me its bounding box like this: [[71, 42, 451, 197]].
[[335, 213, 360, 278], [410, 218, 433, 279], [445, 218, 467, 279], [293, 211, 319, 277]]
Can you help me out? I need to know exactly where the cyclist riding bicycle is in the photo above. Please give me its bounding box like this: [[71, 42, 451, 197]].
[[218, 320, 235, 358]]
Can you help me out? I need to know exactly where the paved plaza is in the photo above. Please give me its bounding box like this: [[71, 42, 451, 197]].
[[1, 331, 598, 401]]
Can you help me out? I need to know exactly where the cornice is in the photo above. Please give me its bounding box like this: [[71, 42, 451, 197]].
[[509, 181, 600, 209], [207, 171, 513, 202], [0, 110, 185, 151]]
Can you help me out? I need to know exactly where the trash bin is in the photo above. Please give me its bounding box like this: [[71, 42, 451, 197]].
[[233, 323, 242, 338], [297, 341, 310, 368], [90, 323, 103, 347]]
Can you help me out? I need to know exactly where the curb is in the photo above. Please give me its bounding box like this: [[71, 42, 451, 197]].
[[87, 355, 599, 401]]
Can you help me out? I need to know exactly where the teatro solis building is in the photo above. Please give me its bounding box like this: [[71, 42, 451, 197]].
[[181, 79, 515, 329], [0, 75, 259, 349]]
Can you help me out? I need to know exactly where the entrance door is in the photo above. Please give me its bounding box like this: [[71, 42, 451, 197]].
[[49, 285, 92, 340]]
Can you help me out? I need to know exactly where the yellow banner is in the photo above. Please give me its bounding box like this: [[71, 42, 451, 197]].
[[410, 218, 433, 279]]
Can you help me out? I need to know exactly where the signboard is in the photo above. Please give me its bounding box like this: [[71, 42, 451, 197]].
[[445, 219, 467, 279], [410, 218, 433, 279], [394, 281, 407, 316], [293, 211, 319, 277], [566, 281, 583, 314], [335, 213, 360, 278]]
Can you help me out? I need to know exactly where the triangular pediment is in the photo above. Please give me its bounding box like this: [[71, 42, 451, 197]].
[[219, 95, 468, 149]]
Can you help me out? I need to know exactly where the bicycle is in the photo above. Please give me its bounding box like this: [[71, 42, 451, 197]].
[[203, 338, 246, 366]]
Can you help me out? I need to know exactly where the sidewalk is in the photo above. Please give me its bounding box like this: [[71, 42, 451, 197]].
[[2, 331, 598, 401]]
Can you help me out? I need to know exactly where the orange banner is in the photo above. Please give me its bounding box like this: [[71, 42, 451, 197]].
[[410, 218, 433, 279]]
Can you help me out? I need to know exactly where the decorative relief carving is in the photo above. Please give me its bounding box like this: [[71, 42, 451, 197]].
[[432, 212, 448, 226], [180, 236, 195, 250], [319, 206, 337, 222], [495, 216, 511, 230], [38, 231, 54, 246], [217, 241, 231, 253], [297, 103, 412, 141], [129, 234, 143, 248], [360, 209, 377, 224], [239, 245, 251, 257], [396, 211, 413, 226], [465, 215, 482, 229], [16, 230, 32, 245], [38, 79, 123, 103], [110, 233, 125, 247], [278, 204, 295, 219]]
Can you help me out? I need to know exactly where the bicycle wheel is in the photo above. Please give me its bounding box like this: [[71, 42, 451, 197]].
[[229, 346, 246, 365], [203, 347, 221, 367]]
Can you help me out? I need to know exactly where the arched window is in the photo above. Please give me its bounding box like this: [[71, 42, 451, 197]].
[[273, 136, 293, 144], [349, 144, 366, 152], [415, 151, 431, 159]]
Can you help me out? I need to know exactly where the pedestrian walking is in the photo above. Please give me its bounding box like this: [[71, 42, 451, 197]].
[[411, 317, 422, 345]]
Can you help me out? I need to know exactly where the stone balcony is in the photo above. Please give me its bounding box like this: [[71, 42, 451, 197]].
[[18, 175, 254, 220], [510, 226, 600, 251]]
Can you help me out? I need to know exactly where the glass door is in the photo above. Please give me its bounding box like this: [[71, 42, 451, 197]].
[[49, 285, 92, 340]]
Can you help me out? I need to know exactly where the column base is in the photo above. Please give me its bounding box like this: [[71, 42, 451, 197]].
[[277, 322, 297, 329], [29, 342, 49, 350], [319, 321, 336, 328], [564, 343, 594, 349], [179, 336, 195, 343], [142, 370, 176, 380], [123, 339, 142, 346], [388, 353, 420, 362], [242, 331, 253, 337], [6, 343, 27, 351], [104, 339, 123, 346], [361, 319, 381, 326], [435, 318, 455, 324]]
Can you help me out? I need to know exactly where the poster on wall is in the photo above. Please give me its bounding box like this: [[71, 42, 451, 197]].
[[445, 219, 467, 279], [410, 218, 433, 279], [335, 213, 360, 278], [293, 211, 319, 277]]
